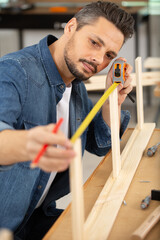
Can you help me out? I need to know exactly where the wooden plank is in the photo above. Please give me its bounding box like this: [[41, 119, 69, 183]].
[[84, 71, 160, 91], [144, 57, 160, 69], [69, 138, 85, 240], [120, 125, 139, 165], [109, 88, 121, 178], [135, 57, 144, 129], [84, 123, 155, 240]]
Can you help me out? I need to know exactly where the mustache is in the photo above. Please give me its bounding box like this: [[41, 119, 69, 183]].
[[79, 59, 97, 73]]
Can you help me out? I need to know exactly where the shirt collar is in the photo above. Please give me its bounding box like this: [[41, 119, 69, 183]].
[[38, 35, 64, 87]]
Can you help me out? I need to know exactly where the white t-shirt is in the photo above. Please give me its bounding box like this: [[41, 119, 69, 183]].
[[36, 84, 72, 208]]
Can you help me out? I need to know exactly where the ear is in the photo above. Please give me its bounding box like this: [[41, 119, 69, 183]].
[[64, 18, 77, 35]]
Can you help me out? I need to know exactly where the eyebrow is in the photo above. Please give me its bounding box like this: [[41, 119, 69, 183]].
[[93, 35, 117, 58], [95, 35, 106, 47]]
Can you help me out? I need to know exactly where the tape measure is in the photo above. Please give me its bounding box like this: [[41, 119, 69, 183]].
[[113, 59, 126, 85], [113, 59, 135, 103]]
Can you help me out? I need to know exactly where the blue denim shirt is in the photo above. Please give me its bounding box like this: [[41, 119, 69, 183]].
[[0, 35, 130, 232]]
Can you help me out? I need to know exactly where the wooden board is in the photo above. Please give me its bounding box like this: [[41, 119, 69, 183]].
[[84, 71, 160, 92], [109, 88, 121, 178], [144, 57, 160, 69], [135, 57, 144, 129], [43, 128, 160, 240], [69, 138, 84, 240]]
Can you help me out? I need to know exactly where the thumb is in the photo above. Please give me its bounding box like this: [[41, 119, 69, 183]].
[[117, 83, 123, 92]]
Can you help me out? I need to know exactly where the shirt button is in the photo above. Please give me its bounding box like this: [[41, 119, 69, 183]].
[[60, 85, 64, 89], [77, 118, 81, 121], [38, 185, 42, 189]]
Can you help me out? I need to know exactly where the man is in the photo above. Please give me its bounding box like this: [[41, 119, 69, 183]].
[[0, 1, 134, 239]]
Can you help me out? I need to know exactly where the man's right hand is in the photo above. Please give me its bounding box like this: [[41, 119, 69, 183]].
[[26, 124, 76, 172]]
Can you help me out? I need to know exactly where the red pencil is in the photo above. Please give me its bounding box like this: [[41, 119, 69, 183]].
[[30, 118, 63, 168]]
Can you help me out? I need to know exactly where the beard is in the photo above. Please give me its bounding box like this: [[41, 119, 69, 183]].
[[64, 39, 97, 82]]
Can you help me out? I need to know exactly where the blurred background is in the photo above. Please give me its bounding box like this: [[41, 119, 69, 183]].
[[0, 0, 159, 208]]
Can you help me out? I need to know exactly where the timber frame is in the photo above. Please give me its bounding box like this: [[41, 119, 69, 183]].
[[69, 57, 155, 240]]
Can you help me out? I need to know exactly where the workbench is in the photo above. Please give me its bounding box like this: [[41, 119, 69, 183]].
[[43, 128, 160, 240]]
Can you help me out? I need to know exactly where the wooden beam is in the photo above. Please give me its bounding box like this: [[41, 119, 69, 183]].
[[109, 87, 121, 178], [84, 71, 160, 92], [84, 123, 155, 240], [144, 57, 160, 69], [135, 57, 144, 129], [69, 138, 85, 240], [120, 125, 139, 165]]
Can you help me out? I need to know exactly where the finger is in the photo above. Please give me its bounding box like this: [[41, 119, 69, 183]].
[[45, 124, 65, 137], [27, 139, 75, 162], [120, 84, 133, 95], [45, 146, 76, 159], [28, 128, 72, 148], [38, 155, 72, 172], [125, 63, 133, 75], [123, 78, 132, 89], [116, 57, 127, 63], [106, 67, 113, 85], [26, 141, 42, 157], [117, 83, 123, 91]]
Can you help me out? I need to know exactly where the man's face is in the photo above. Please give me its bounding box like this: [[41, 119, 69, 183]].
[[64, 17, 124, 81]]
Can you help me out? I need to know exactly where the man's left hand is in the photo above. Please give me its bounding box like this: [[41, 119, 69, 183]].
[[106, 58, 133, 105]]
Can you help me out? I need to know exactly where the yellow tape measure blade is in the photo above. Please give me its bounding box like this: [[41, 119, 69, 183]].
[[71, 82, 119, 143]]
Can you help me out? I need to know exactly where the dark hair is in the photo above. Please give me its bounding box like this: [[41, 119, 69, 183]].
[[74, 1, 135, 42]]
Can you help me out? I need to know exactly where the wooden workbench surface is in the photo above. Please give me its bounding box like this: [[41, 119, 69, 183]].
[[43, 129, 160, 240]]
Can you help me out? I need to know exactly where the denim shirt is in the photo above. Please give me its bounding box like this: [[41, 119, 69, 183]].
[[0, 35, 130, 232]]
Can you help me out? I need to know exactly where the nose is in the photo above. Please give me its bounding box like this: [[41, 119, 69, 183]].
[[91, 52, 104, 65]]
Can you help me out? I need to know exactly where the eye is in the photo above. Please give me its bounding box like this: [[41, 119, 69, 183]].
[[90, 39, 98, 46], [106, 53, 114, 60]]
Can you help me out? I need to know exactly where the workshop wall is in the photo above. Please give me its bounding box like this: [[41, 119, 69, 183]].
[[1, 16, 159, 72]]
